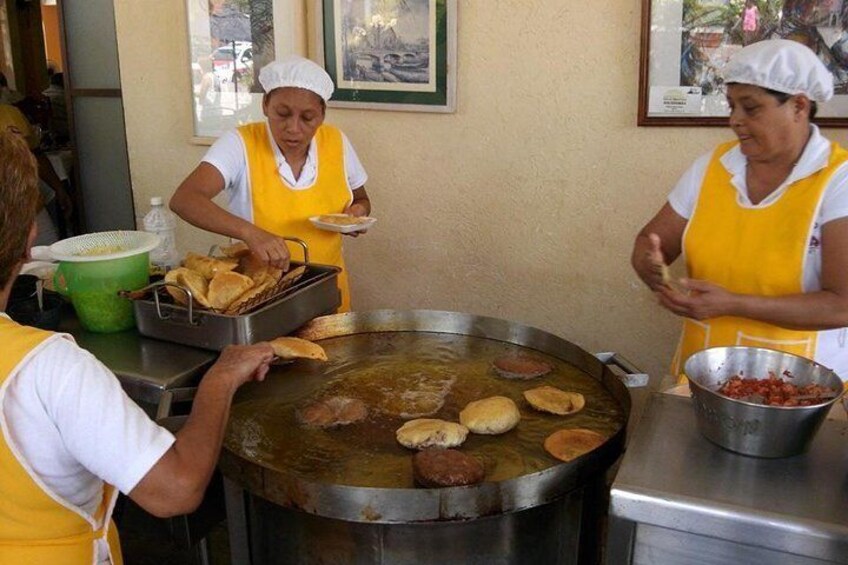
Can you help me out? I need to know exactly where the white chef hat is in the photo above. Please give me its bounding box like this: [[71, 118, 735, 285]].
[[723, 39, 833, 103], [258, 55, 334, 102]]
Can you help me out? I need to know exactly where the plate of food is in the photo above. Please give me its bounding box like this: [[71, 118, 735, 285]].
[[309, 214, 377, 234]]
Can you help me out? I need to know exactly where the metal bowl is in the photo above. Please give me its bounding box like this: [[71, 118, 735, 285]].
[[683, 346, 845, 458]]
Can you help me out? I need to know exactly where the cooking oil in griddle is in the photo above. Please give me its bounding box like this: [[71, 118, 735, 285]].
[[226, 332, 625, 488]]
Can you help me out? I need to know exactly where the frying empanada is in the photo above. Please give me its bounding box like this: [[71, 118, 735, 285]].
[[459, 396, 521, 435], [523, 386, 585, 416], [396, 419, 469, 450], [544, 429, 606, 462]]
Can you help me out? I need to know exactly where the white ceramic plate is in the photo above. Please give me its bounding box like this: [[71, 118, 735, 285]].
[[309, 214, 377, 234]]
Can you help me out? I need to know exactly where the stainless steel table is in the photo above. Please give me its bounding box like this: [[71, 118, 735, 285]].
[[607, 393, 848, 565], [59, 307, 216, 407]]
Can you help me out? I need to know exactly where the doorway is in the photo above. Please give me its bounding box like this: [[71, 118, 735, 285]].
[[2, 0, 135, 237]]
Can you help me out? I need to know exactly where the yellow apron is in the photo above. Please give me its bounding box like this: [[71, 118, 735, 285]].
[[0, 316, 123, 564], [673, 140, 848, 381], [239, 122, 353, 312]]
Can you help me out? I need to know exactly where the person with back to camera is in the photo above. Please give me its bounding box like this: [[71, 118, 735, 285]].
[[0, 129, 275, 563], [170, 55, 371, 312], [0, 103, 67, 245], [631, 39, 848, 393]]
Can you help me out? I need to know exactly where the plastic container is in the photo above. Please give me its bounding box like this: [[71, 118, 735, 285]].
[[143, 196, 179, 271], [49, 231, 159, 333]]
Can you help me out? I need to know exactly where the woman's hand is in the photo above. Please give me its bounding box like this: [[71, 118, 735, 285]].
[[632, 204, 687, 290], [346, 201, 369, 217], [637, 233, 672, 291], [342, 201, 370, 238], [656, 278, 738, 320], [243, 226, 290, 270], [205, 343, 275, 390]]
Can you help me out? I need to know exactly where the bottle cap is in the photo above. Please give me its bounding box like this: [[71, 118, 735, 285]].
[[150, 196, 163, 206]]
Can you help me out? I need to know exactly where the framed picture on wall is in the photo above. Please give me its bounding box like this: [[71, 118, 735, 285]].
[[314, 0, 457, 113], [639, 0, 848, 127], [185, 0, 306, 141]]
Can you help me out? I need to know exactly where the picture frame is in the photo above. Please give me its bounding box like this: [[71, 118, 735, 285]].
[[184, 0, 306, 141], [313, 0, 457, 113], [639, 0, 848, 127]]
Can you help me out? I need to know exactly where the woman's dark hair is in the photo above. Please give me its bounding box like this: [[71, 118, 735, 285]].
[[763, 87, 818, 120], [262, 89, 326, 114]]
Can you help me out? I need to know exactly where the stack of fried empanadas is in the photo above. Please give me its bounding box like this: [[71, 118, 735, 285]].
[[161, 242, 305, 314]]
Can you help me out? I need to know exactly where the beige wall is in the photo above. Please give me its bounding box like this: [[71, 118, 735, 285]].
[[113, 1, 848, 383]]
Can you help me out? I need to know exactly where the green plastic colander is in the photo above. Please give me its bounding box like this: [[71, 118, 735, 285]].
[[49, 231, 159, 333]]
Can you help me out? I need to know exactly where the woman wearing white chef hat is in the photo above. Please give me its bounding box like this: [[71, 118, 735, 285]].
[[632, 39, 848, 388], [171, 55, 371, 312]]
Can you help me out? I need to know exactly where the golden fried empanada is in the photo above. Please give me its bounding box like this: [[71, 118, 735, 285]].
[[544, 429, 606, 462], [459, 396, 521, 435], [238, 253, 284, 284], [280, 265, 305, 287], [184, 252, 238, 280], [395, 419, 469, 450], [164, 267, 212, 308], [207, 271, 254, 310], [317, 214, 370, 226], [220, 241, 251, 258], [224, 274, 278, 315], [523, 386, 585, 416], [269, 336, 327, 361]]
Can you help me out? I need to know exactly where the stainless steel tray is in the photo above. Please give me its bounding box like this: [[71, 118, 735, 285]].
[[132, 262, 341, 351]]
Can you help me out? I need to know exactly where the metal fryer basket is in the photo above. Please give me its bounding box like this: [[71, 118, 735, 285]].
[[126, 239, 342, 350]]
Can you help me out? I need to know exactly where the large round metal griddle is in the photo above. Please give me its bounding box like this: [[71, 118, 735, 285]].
[[220, 310, 629, 524]]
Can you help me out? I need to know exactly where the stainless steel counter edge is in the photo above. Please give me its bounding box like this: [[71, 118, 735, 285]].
[[609, 485, 848, 561], [609, 393, 848, 563], [60, 306, 217, 405]]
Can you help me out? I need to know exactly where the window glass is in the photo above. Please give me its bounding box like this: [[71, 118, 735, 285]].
[[187, 0, 274, 137]]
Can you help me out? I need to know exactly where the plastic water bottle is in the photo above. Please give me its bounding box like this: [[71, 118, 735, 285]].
[[143, 196, 179, 271]]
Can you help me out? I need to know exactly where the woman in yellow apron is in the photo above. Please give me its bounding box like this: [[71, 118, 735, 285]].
[[632, 40, 848, 389], [0, 129, 275, 563], [171, 56, 372, 312]]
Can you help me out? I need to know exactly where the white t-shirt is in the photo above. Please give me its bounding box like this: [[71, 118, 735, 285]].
[[0, 313, 175, 562], [667, 125, 848, 378], [202, 123, 368, 222]]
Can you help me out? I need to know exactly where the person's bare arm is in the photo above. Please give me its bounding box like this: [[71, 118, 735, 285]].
[[631, 203, 688, 290], [170, 163, 290, 269], [657, 217, 848, 330], [127, 343, 274, 517]]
